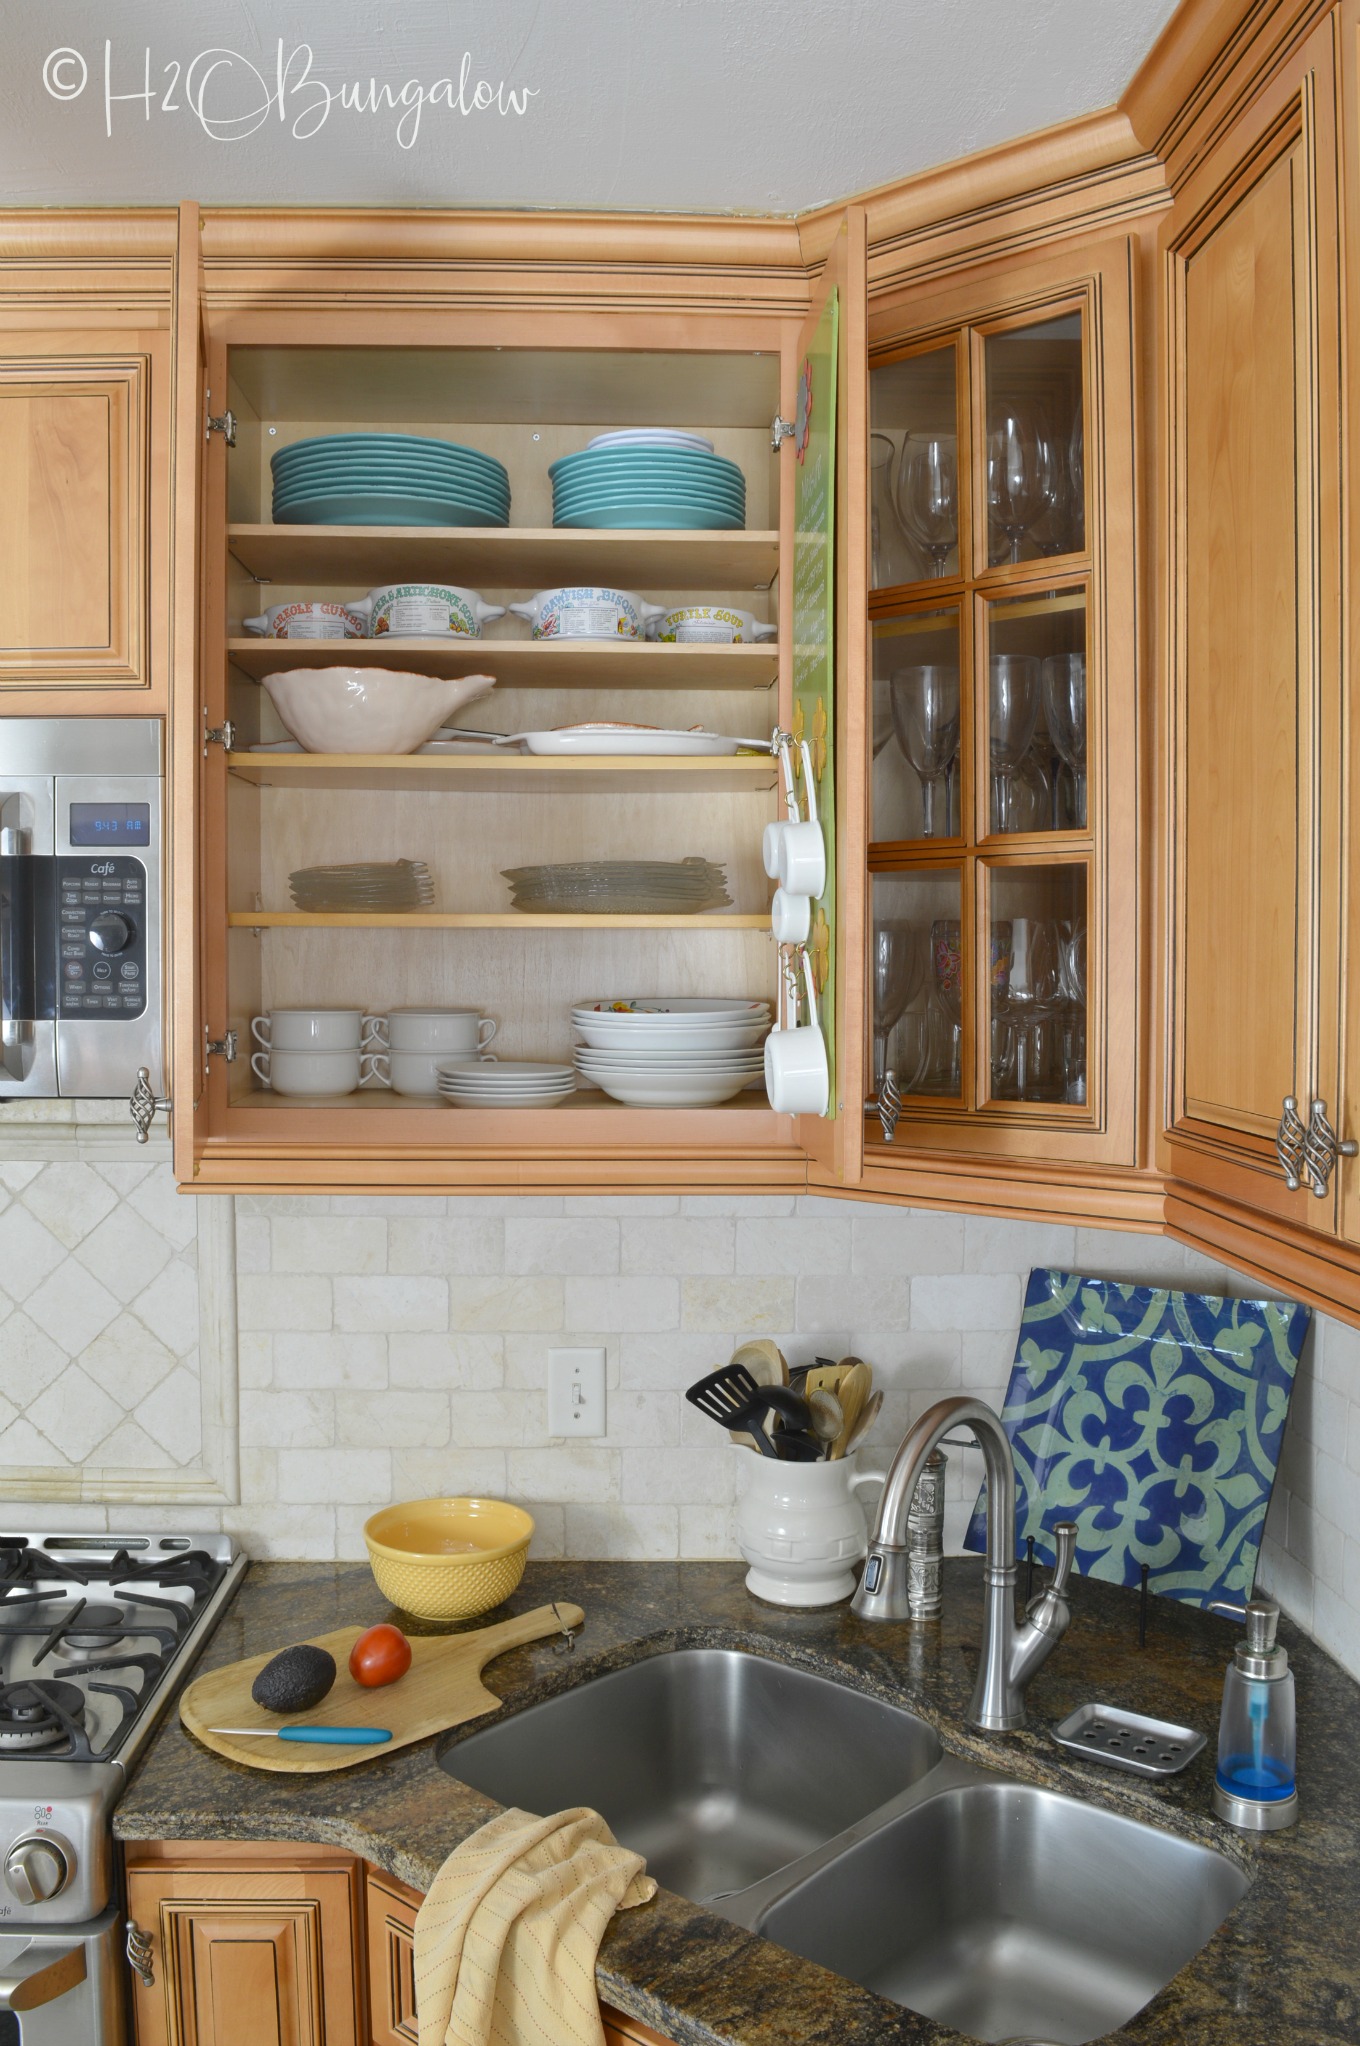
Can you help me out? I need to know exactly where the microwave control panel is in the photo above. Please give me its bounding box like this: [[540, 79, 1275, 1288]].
[[56, 857, 148, 1019]]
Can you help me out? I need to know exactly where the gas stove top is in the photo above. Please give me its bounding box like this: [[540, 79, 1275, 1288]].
[[0, 1538, 237, 1765], [0, 1531, 246, 1928]]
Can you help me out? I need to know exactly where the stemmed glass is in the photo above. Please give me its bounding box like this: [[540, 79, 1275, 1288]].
[[891, 664, 961, 839], [871, 433, 911, 587], [987, 403, 1051, 564], [1003, 916, 1061, 1098], [895, 432, 959, 578], [872, 921, 922, 1094], [1042, 654, 1088, 828], [988, 656, 1040, 833]]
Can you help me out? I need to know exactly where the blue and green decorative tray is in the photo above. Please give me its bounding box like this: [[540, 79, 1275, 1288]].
[[963, 1267, 1310, 1607]]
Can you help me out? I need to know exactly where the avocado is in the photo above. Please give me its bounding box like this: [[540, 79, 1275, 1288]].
[[250, 1643, 337, 1714]]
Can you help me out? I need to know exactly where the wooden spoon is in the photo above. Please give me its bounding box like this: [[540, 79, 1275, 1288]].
[[843, 1388, 884, 1456], [727, 1340, 789, 1445], [829, 1360, 873, 1459], [807, 1388, 844, 1447]]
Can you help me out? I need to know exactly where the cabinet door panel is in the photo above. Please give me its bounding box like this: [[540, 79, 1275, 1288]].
[[1164, 20, 1342, 1234], [125, 1861, 359, 2046], [366, 1872, 419, 2046], [0, 354, 147, 684]]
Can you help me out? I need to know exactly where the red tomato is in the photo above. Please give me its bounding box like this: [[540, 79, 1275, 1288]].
[[349, 1622, 411, 1688]]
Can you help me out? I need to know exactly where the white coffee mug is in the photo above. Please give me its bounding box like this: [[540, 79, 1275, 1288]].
[[367, 1047, 496, 1098], [770, 886, 811, 943], [368, 1008, 498, 1055], [250, 1047, 384, 1096], [251, 1009, 381, 1052], [735, 1448, 887, 1606], [764, 950, 829, 1115]]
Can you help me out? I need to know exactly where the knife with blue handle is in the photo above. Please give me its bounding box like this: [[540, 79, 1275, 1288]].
[[210, 1725, 392, 1745]]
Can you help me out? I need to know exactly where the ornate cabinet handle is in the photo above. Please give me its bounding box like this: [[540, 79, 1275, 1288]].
[[1275, 1095, 1307, 1189], [1301, 1097, 1358, 1198], [125, 1920, 155, 1989]]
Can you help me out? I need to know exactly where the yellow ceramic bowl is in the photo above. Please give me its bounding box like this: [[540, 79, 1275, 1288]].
[[363, 1497, 534, 1621]]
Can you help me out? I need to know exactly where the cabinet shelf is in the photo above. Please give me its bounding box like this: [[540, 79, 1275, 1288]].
[[227, 910, 770, 929], [228, 638, 778, 691], [227, 525, 780, 590], [225, 751, 777, 794]]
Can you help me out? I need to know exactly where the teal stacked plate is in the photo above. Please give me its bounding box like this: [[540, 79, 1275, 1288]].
[[271, 434, 510, 528], [549, 444, 745, 531]]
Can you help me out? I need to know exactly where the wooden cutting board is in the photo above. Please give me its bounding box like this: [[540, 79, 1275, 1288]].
[[180, 1603, 584, 1773]]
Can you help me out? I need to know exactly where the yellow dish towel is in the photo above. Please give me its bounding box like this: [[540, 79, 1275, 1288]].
[[414, 1805, 658, 2046]]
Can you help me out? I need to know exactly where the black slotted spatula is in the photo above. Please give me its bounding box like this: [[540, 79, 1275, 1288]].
[[684, 1361, 781, 1457]]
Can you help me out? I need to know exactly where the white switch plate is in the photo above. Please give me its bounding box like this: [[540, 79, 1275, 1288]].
[[548, 1347, 607, 1437]]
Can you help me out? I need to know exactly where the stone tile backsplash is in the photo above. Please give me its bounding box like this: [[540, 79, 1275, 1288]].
[[2, 1154, 1358, 1679]]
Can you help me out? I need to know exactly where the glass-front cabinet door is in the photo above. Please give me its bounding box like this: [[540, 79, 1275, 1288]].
[[861, 241, 1140, 1173]]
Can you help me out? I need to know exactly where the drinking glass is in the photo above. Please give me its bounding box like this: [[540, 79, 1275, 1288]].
[[988, 656, 1041, 833], [1003, 916, 1061, 1099], [871, 433, 912, 587], [929, 917, 964, 1093], [872, 921, 922, 1093], [891, 664, 961, 838], [1042, 653, 1088, 827], [986, 403, 1050, 564], [1031, 410, 1077, 556], [895, 432, 959, 578]]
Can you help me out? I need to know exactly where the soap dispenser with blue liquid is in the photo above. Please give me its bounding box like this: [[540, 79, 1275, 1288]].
[[1209, 1596, 1297, 1831]]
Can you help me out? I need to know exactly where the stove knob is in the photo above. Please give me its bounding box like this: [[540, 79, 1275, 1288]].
[[88, 912, 132, 956], [4, 1834, 71, 1905]]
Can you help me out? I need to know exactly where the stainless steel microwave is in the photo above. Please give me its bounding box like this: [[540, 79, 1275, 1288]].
[[0, 719, 163, 1101]]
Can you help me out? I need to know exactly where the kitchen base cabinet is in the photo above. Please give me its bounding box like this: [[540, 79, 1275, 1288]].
[[363, 1864, 677, 2046], [124, 1842, 364, 2046]]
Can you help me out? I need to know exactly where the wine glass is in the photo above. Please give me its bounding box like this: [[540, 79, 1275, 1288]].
[[1003, 916, 1061, 1098], [1042, 654, 1088, 827], [986, 403, 1050, 564], [870, 433, 911, 587], [891, 665, 961, 839], [1031, 408, 1076, 556], [895, 432, 959, 578], [988, 656, 1040, 833], [872, 921, 922, 1093]]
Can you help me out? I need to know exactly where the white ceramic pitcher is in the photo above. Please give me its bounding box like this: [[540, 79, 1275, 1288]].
[[734, 1448, 886, 1607]]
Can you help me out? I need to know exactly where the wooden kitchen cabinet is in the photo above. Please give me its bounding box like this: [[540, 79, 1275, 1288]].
[[124, 1842, 364, 2046], [1159, 9, 1360, 1310], [846, 232, 1146, 1198]]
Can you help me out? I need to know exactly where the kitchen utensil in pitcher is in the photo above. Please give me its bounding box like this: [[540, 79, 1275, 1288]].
[[830, 1360, 873, 1459], [684, 1362, 780, 1457], [842, 1388, 884, 1455]]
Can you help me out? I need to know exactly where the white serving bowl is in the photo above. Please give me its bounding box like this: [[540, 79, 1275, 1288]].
[[261, 666, 496, 754], [359, 583, 506, 639], [649, 606, 778, 645]]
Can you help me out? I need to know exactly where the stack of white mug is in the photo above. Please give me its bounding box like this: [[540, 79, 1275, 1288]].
[[250, 1007, 497, 1098]]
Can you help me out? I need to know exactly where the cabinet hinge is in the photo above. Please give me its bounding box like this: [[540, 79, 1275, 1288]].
[[203, 711, 236, 757], [129, 1069, 171, 1146], [771, 415, 795, 452], [206, 403, 237, 447], [206, 1028, 239, 1070]]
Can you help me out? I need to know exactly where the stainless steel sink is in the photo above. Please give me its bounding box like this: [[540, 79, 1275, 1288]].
[[753, 1762, 1249, 2046], [438, 1647, 942, 1903]]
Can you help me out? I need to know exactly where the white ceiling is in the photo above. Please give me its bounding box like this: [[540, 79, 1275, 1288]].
[[0, 0, 1179, 216]]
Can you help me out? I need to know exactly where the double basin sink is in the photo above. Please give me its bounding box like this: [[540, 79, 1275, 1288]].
[[439, 1647, 1248, 2046]]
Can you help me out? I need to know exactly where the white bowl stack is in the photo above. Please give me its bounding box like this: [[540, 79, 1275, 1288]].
[[571, 998, 771, 1107], [436, 1061, 576, 1109]]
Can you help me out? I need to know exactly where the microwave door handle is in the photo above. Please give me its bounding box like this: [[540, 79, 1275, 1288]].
[[0, 1942, 87, 2011], [0, 845, 55, 1075]]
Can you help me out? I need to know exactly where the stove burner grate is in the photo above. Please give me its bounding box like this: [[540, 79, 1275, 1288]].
[[0, 1680, 86, 1753]]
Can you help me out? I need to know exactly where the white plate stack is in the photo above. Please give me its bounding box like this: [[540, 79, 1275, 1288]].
[[436, 1061, 576, 1109], [571, 998, 771, 1107]]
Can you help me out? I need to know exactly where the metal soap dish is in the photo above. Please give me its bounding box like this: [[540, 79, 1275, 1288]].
[[1052, 1703, 1206, 1779]]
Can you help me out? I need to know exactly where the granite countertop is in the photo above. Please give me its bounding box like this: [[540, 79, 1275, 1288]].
[[116, 1558, 1360, 2045]]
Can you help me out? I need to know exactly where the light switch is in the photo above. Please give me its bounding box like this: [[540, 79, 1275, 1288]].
[[548, 1347, 607, 1437]]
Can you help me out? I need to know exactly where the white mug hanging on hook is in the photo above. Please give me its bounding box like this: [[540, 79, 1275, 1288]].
[[765, 946, 829, 1115], [764, 737, 826, 897]]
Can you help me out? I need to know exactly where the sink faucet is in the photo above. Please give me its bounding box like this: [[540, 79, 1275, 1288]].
[[851, 1395, 1078, 1733]]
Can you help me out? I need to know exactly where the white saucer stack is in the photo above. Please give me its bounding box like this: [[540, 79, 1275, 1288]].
[[571, 998, 771, 1107], [436, 1061, 575, 1109]]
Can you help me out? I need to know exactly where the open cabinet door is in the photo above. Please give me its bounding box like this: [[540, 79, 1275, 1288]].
[[793, 207, 869, 1183], [168, 202, 207, 1184]]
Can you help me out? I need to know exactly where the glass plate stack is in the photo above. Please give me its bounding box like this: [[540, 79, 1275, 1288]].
[[501, 858, 731, 915], [549, 432, 746, 531], [271, 434, 510, 529], [289, 860, 435, 912]]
